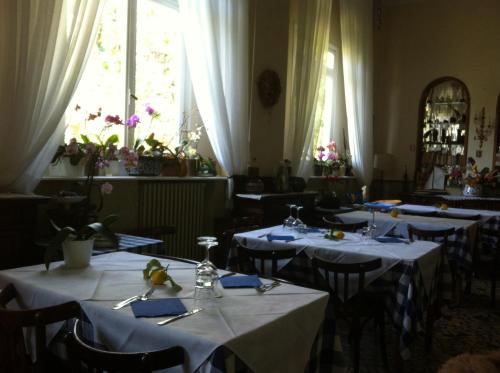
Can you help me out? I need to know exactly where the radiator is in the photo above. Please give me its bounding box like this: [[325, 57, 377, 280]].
[[138, 182, 206, 260]]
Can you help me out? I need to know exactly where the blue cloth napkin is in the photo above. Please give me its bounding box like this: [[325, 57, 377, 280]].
[[131, 298, 187, 318], [266, 234, 295, 242], [303, 227, 321, 233], [374, 237, 405, 243], [220, 275, 263, 288], [364, 202, 396, 210]]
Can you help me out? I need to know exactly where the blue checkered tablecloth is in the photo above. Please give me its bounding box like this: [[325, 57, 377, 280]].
[[92, 234, 164, 255], [228, 236, 451, 365]]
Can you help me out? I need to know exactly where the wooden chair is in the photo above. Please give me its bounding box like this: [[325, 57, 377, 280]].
[[439, 213, 482, 221], [311, 256, 388, 373], [214, 224, 261, 269], [323, 217, 368, 232], [401, 210, 439, 217], [65, 319, 185, 373], [407, 224, 455, 352], [0, 283, 81, 373], [466, 224, 500, 307], [237, 245, 296, 277]]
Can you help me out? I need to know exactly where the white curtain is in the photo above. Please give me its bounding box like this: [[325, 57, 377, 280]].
[[179, 0, 249, 178], [284, 0, 332, 178], [0, 0, 103, 193], [340, 0, 373, 187]]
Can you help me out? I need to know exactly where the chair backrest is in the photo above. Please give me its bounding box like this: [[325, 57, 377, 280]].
[[401, 210, 439, 217], [237, 245, 296, 277], [0, 283, 81, 373], [311, 256, 382, 301], [440, 213, 482, 221], [323, 217, 368, 233], [66, 319, 185, 373], [407, 224, 455, 244]]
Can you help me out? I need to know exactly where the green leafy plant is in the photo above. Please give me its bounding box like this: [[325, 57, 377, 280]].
[[44, 214, 119, 270]]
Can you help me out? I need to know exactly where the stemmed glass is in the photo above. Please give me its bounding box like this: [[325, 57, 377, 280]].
[[292, 206, 306, 233], [283, 204, 296, 230], [195, 237, 219, 293]]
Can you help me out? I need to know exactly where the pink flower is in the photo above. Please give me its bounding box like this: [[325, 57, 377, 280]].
[[126, 114, 140, 127], [328, 152, 338, 161], [65, 138, 79, 155], [85, 142, 97, 154], [317, 145, 325, 152], [327, 141, 336, 151], [100, 182, 113, 195], [105, 115, 123, 125], [145, 103, 155, 116], [119, 146, 130, 157]]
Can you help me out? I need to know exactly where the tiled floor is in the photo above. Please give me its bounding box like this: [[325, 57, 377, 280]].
[[335, 278, 500, 372]]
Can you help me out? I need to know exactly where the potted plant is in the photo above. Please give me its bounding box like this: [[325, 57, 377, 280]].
[[44, 214, 119, 270]]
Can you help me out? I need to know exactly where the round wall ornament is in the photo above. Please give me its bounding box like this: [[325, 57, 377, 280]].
[[257, 69, 281, 108]]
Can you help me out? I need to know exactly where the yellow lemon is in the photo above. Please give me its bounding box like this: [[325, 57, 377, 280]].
[[333, 230, 345, 240], [440, 203, 448, 210], [390, 209, 399, 218], [151, 269, 167, 285]]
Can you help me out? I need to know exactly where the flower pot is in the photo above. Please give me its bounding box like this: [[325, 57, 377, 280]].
[[463, 184, 482, 197], [61, 158, 85, 177], [313, 164, 323, 176], [62, 238, 94, 269], [106, 160, 127, 176], [161, 158, 183, 176], [137, 156, 163, 176], [186, 158, 198, 176]]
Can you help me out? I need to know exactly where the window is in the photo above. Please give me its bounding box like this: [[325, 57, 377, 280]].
[[313, 46, 339, 150], [65, 0, 191, 150]]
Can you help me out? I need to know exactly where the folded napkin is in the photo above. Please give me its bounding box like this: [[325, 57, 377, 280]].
[[266, 234, 295, 242], [374, 237, 405, 243], [364, 202, 396, 210], [131, 298, 187, 318], [303, 227, 321, 233], [220, 275, 263, 288]]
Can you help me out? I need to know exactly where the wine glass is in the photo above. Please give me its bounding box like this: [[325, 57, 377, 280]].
[[195, 238, 219, 295], [283, 204, 296, 230], [292, 206, 306, 233]]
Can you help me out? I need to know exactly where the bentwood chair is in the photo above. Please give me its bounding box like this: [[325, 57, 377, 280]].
[[407, 224, 455, 352], [322, 217, 368, 233], [65, 319, 185, 373], [311, 256, 389, 373], [0, 283, 81, 373], [237, 244, 296, 278]]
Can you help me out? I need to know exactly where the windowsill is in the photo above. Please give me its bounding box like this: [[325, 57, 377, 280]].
[[308, 176, 356, 180], [41, 175, 227, 182]]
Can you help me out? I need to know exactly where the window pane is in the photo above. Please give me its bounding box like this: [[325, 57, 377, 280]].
[[65, 0, 127, 146], [314, 49, 336, 149], [134, 0, 183, 151]]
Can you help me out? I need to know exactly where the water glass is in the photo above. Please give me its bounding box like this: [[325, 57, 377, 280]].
[[283, 204, 296, 230], [292, 206, 306, 233], [195, 239, 219, 296]]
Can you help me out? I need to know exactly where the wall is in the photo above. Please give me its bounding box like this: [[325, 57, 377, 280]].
[[374, 0, 500, 181]]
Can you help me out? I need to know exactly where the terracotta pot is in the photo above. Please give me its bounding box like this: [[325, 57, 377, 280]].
[[161, 158, 186, 176], [186, 158, 198, 176]]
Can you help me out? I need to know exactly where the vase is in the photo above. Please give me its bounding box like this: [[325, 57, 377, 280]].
[[161, 157, 182, 176], [137, 156, 163, 176], [186, 158, 198, 176], [105, 160, 127, 176], [463, 184, 481, 197], [61, 158, 85, 178], [339, 165, 346, 177], [313, 164, 323, 176], [62, 238, 94, 268]]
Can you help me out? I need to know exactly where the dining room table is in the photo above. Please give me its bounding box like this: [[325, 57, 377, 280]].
[[0, 251, 329, 373], [335, 209, 480, 270], [230, 225, 451, 361]]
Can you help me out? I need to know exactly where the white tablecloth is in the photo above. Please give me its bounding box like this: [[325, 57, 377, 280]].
[[234, 226, 442, 299], [0, 252, 328, 373], [397, 203, 500, 222]]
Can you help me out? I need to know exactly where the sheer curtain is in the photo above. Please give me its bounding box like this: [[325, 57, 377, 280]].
[[179, 0, 249, 179], [340, 0, 373, 187], [0, 0, 102, 193], [284, 0, 332, 178]]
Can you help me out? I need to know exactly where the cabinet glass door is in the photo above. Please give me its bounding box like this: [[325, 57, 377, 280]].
[[416, 77, 470, 189]]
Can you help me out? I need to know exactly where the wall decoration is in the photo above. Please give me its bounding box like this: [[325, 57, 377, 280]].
[[473, 107, 493, 149], [257, 69, 281, 108]]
